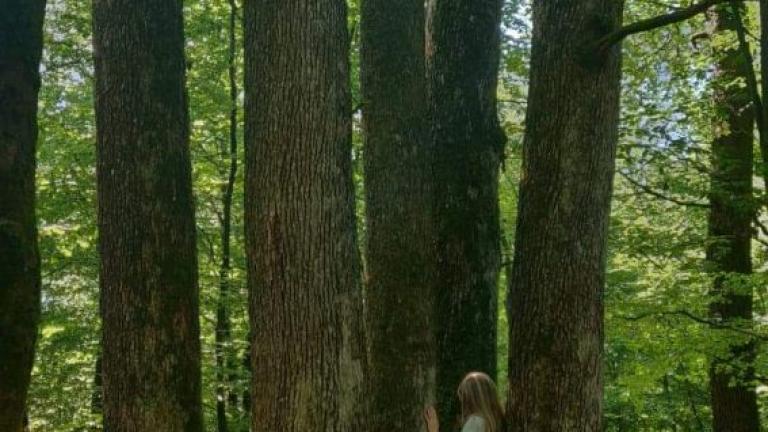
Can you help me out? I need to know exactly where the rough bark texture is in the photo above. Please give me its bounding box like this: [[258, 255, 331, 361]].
[[92, 0, 203, 430], [244, 1, 366, 430], [0, 1, 45, 431], [707, 7, 760, 432], [425, 0, 505, 426], [506, 2, 623, 431], [361, 0, 436, 430]]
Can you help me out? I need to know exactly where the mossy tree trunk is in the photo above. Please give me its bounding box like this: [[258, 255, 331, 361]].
[[361, 0, 436, 430], [707, 6, 760, 432], [506, 2, 623, 430], [425, 0, 505, 426], [244, 0, 367, 430], [92, 0, 203, 430], [0, 1, 46, 430]]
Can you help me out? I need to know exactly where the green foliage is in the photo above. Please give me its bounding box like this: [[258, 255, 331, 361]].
[[26, 0, 768, 431]]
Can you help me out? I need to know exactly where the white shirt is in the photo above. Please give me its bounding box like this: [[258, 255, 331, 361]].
[[462, 415, 486, 432]]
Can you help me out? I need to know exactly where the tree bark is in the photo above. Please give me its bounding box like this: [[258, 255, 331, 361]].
[[92, 0, 203, 430], [425, 0, 505, 425], [0, 1, 45, 430], [361, 0, 436, 430], [244, 1, 367, 430], [706, 7, 760, 432], [506, 2, 623, 431]]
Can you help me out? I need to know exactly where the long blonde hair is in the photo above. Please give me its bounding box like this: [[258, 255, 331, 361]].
[[457, 372, 504, 432]]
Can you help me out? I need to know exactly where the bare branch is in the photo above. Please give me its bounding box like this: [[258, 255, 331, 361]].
[[620, 309, 768, 340], [619, 171, 710, 208], [597, 0, 743, 50]]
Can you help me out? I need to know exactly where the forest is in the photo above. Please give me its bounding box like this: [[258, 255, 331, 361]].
[[5, 0, 768, 431]]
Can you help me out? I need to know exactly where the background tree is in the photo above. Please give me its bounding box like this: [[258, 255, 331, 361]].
[[243, 0, 367, 430], [185, 0, 250, 430], [0, 1, 46, 430], [425, 0, 506, 424], [92, 0, 203, 429], [706, 6, 760, 431], [361, 0, 436, 429], [213, 0, 241, 430], [606, 11, 714, 425]]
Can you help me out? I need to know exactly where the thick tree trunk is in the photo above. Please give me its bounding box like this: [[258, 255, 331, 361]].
[[215, 1, 239, 431], [244, 1, 366, 430], [425, 0, 505, 425], [0, 1, 45, 431], [707, 7, 760, 432], [361, 0, 435, 430], [92, 1, 203, 430], [506, 2, 623, 431]]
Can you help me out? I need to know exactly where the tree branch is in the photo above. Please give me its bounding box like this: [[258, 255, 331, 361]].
[[732, 4, 765, 146], [619, 171, 710, 207], [597, 0, 742, 50], [754, 216, 768, 237], [620, 309, 768, 340]]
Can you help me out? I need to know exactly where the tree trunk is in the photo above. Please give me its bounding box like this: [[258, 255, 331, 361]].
[[92, 0, 203, 430], [506, 2, 623, 431], [0, 1, 45, 430], [215, 1, 240, 430], [425, 0, 505, 425], [243, 1, 366, 430], [361, 0, 435, 430], [707, 7, 760, 432]]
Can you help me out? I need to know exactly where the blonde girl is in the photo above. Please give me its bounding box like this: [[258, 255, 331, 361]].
[[424, 371, 505, 432]]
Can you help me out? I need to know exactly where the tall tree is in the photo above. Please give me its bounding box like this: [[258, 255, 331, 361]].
[[215, 0, 240, 430], [425, 0, 505, 424], [243, 0, 366, 430], [0, 1, 46, 430], [92, 0, 203, 430], [361, 0, 435, 430], [506, 1, 623, 430], [706, 6, 760, 431]]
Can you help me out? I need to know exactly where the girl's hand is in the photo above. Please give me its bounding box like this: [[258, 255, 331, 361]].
[[423, 405, 439, 432]]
